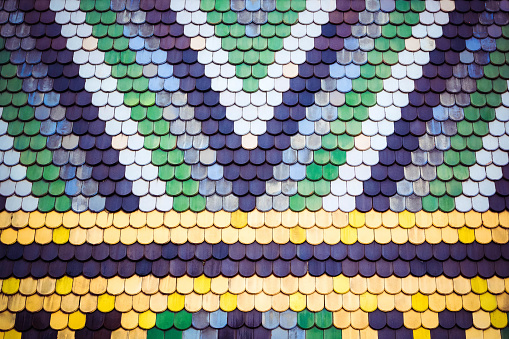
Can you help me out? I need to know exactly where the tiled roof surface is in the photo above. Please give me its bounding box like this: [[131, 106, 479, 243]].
[[0, 0, 509, 337]]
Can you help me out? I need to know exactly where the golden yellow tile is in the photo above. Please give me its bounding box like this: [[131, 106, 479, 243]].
[[132, 293, 150, 313], [381, 211, 398, 228], [86, 227, 103, 245], [391, 227, 408, 244], [97, 294, 115, 313], [289, 292, 306, 312], [332, 210, 348, 227], [315, 210, 332, 228], [57, 328, 74, 339], [146, 211, 163, 228], [333, 309, 350, 329], [128, 328, 146, 339], [272, 293, 289, 312], [60, 294, 79, 313], [282, 210, 298, 227], [238, 225, 255, 244], [333, 275, 349, 294], [53, 227, 69, 244], [299, 274, 315, 295], [137, 227, 154, 244], [0, 212, 12, 229], [68, 311, 86, 330], [463, 293, 481, 312], [491, 309, 509, 329], [475, 227, 492, 244], [153, 227, 170, 245], [124, 276, 142, 295], [307, 292, 324, 312], [211, 276, 228, 295], [176, 276, 193, 295], [342, 292, 359, 311], [341, 226, 357, 244], [348, 210, 364, 228], [113, 211, 130, 228], [75, 211, 92, 228], [141, 276, 159, 295], [220, 292, 237, 312], [194, 275, 211, 295], [1, 228, 18, 245], [180, 211, 197, 228], [399, 211, 415, 228], [323, 226, 341, 245], [237, 292, 254, 312], [357, 227, 374, 244], [138, 310, 156, 329], [412, 292, 428, 312], [359, 292, 377, 312], [130, 211, 146, 228], [184, 292, 202, 313], [374, 227, 391, 244], [448, 211, 465, 228], [463, 210, 481, 228], [50, 311, 68, 331], [454, 276, 472, 295], [499, 211, 509, 227], [264, 210, 281, 227], [103, 227, 120, 245], [202, 292, 219, 312], [484, 328, 502, 339], [2, 278, 19, 295], [482, 211, 499, 228], [431, 211, 448, 227], [403, 310, 421, 329], [307, 227, 323, 245], [415, 211, 432, 228], [230, 210, 247, 228], [170, 227, 187, 244], [471, 277, 488, 295], [366, 276, 384, 295], [394, 293, 411, 312], [419, 276, 436, 295], [273, 226, 290, 244], [25, 295, 43, 313], [280, 275, 298, 295], [95, 211, 112, 228], [121, 310, 139, 330], [27, 211, 44, 228], [401, 276, 418, 295], [408, 227, 425, 244], [298, 210, 315, 229], [384, 276, 401, 295], [458, 226, 475, 243], [120, 227, 137, 245], [213, 210, 230, 228], [445, 293, 462, 312], [479, 293, 497, 312], [350, 276, 367, 295], [56, 277, 73, 295], [150, 293, 168, 313], [89, 277, 107, 295], [204, 227, 221, 244], [222, 226, 239, 244], [78, 294, 97, 313], [289, 226, 306, 244], [325, 292, 342, 312], [441, 226, 459, 244], [424, 227, 441, 244], [247, 210, 263, 228], [428, 293, 445, 312], [16, 228, 35, 245], [316, 275, 333, 294], [37, 277, 56, 295], [0, 294, 7, 312], [350, 309, 368, 329], [72, 277, 90, 295], [413, 327, 431, 339], [114, 294, 132, 313], [472, 310, 491, 329], [7, 294, 25, 312], [45, 211, 62, 228]]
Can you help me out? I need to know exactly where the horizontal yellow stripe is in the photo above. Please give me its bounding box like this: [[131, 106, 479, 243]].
[[1, 224, 508, 246], [1, 210, 507, 230]]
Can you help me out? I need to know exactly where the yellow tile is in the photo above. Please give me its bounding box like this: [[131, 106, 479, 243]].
[[424, 227, 441, 244], [289, 226, 306, 244], [141, 276, 159, 295], [98, 294, 115, 313], [265, 210, 281, 227], [130, 211, 146, 228], [350, 309, 368, 330], [463, 293, 481, 312], [482, 211, 499, 228], [1, 228, 17, 245], [50, 311, 68, 330], [408, 227, 425, 244], [470, 277, 488, 295], [350, 276, 367, 295], [465, 328, 483, 339], [90, 277, 107, 295], [458, 226, 475, 243], [68, 228, 86, 245], [403, 310, 421, 329], [289, 292, 306, 312], [415, 211, 432, 228], [255, 227, 272, 244], [448, 211, 465, 228], [17, 228, 35, 245], [442, 226, 459, 244], [87, 227, 103, 245], [27, 211, 45, 228], [153, 227, 170, 245], [195, 211, 213, 228], [53, 226, 69, 244], [272, 293, 289, 312], [428, 294, 445, 312], [374, 227, 391, 244], [399, 210, 415, 228], [421, 310, 438, 329], [333, 275, 349, 294], [315, 210, 332, 228], [475, 227, 492, 244], [55, 277, 73, 295], [491, 309, 508, 329], [184, 292, 202, 313], [213, 210, 230, 228], [68, 311, 86, 330], [139, 310, 156, 329], [391, 227, 408, 244], [3, 330, 20, 339], [91, 211, 108, 228], [479, 293, 497, 312], [168, 293, 185, 312], [220, 292, 237, 312], [464, 211, 482, 228], [367, 276, 384, 295], [332, 210, 348, 227], [113, 211, 130, 228], [493, 227, 509, 244], [483, 328, 501, 339], [169, 227, 187, 244], [445, 293, 462, 312], [325, 293, 342, 312], [333, 309, 350, 329], [359, 292, 377, 312], [254, 292, 271, 312], [114, 294, 131, 313], [2, 278, 19, 295], [194, 275, 211, 295], [316, 275, 333, 294], [137, 227, 154, 244], [145, 211, 163, 228], [357, 227, 374, 244], [341, 226, 357, 244], [394, 293, 411, 312], [413, 327, 430, 339], [0, 212, 12, 229], [382, 211, 398, 228], [349, 210, 364, 228]]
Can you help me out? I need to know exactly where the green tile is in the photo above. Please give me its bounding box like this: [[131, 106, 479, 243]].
[[13, 136, 29, 151], [168, 150, 184, 165], [12, 92, 28, 107], [381, 25, 397, 38], [117, 78, 133, 92], [444, 150, 459, 166], [324, 327, 342, 339], [268, 11, 283, 25], [337, 134, 354, 151], [182, 180, 199, 196], [173, 311, 192, 330], [345, 120, 362, 136], [480, 107, 495, 122], [236, 64, 251, 78], [330, 149, 346, 166], [36, 150, 53, 167], [306, 163, 322, 181], [43, 165, 60, 181], [105, 51, 120, 65], [283, 11, 299, 25], [289, 194, 305, 211], [276, 24, 291, 38], [244, 50, 260, 65], [200, 0, 215, 11], [323, 164, 338, 181], [430, 180, 446, 196], [138, 120, 153, 136], [207, 11, 222, 25], [121, 50, 137, 64], [261, 24, 276, 38], [367, 78, 383, 92], [453, 165, 469, 181], [352, 78, 367, 92], [229, 50, 243, 64], [55, 196, 71, 212], [446, 180, 462, 197], [164, 328, 182, 339], [450, 135, 466, 151], [222, 11, 237, 24], [144, 135, 160, 150], [6, 78, 22, 92], [437, 165, 453, 181], [111, 64, 127, 78], [361, 92, 376, 107], [345, 92, 361, 106], [473, 121, 489, 136], [32, 181, 49, 197], [133, 78, 149, 92], [404, 11, 420, 25], [38, 196, 55, 212], [20, 150, 36, 166], [457, 121, 473, 136], [222, 36, 236, 51], [26, 165, 43, 181], [108, 24, 123, 38], [49, 180, 65, 196], [382, 51, 398, 65], [466, 135, 482, 151], [459, 151, 476, 166], [422, 195, 439, 212], [463, 107, 480, 122], [298, 180, 314, 196], [438, 195, 455, 212], [389, 11, 404, 25], [315, 309, 332, 329], [166, 180, 182, 196], [215, 23, 229, 37], [190, 195, 206, 212], [252, 64, 268, 78], [268, 37, 283, 51], [298, 310, 315, 329], [215, 0, 230, 12], [7, 121, 24, 136], [367, 50, 382, 65], [252, 37, 268, 51], [410, 0, 426, 12], [175, 164, 191, 180], [307, 327, 324, 339], [154, 120, 169, 136], [85, 11, 101, 25], [95, 0, 110, 11], [147, 328, 164, 339], [291, 0, 306, 11], [314, 149, 329, 165], [322, 134, 338, 150], [230, 23, 245, 38], [375, 64, 391, 79], [395, 0, 410, 12], [97, 37, 113, 51], [360, 64, 375, 79], [152, 149, 167, 166], [158, 165, 175, 181], [375, 38, 390, 52]]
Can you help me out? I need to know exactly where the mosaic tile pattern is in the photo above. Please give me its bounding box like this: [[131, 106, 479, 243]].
[[1, 0, 509, 338]]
